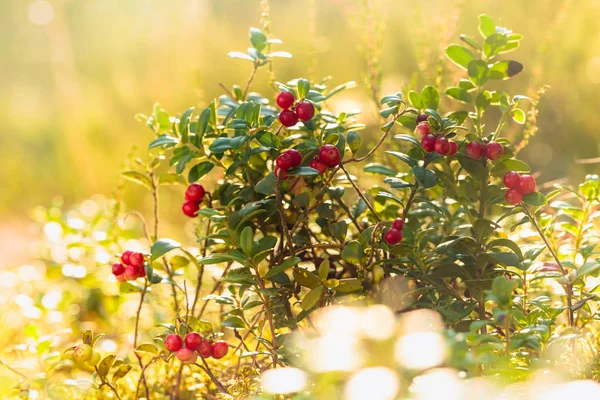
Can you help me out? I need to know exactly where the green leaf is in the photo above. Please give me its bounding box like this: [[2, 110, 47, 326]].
[[318, 259, 330, 281], [478, 14, 496, 38], [288, 167, 319, 176], [523, 192, 547, 206], [485, 252, 521, 267], [112, 364, 133, 384], [122, 171, 152, 190], [386, 151, 417, 167], [197, 107, 211, 138], [457, 154, 488, 180], [188, 162, 214, 183], [347, 131, 361, 154], [467, 60, 488, 86], [511, 108, 526, 124], [82, 330, 93, 345], [483, 33, 508, 58], [148, 134, 179, 149], [413, 166, 437, 188], [293, 267, 322, 289], [490, 159, 530, 176], [135, 343, 159, 354], [255, 131, 281, 149], [488, 60, 524, 80], [264, 257, 301, 279], [488, 238, 523, 260], [445, 45, 475, 70], [341, 240, 364, 264], [222, 316, 246, 329], [228, 51, 254, 61], [335, 278, 362, 293], [255, 172, 276, 195], [420, 86, 440, 110], [249, 27, 267, 51], [240, 226, 254, 257], [445, 87, 473, 104], [364, 163, 395, 176], [408, 91, 421, 108], [301, 286, 324, 311], [98, 354, 116, 378], [576, 262, 600, 280], [393, 134, 421, 147], [297, 79, 310, 98], [151, 239, 181, 261], [119, 282, 144, 293]]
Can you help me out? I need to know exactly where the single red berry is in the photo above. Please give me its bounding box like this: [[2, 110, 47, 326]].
[[129, 252, 144, 268], [447, 140, 458, 157], [185, 183, 205, 203], [421, 134, 437, 152], [124, 265, 138, 281], [121, 250, 132, 265], [176, 348, 198, 364], [182, 200, 200, 218], [505, 188, 523, 205], [519, 175, 536, 194], [310, 157, 327, 175], [384, 229, 403, 245], [414, 123, 431, 141], [279, 110, 298, 127], [434, 137, 450, 155], [466, 142, 484, 160], [285, 149, 302, 167], [276, 91, 295, 109], [276, 153, 293, 170], [198, 340, 213, 358], [416, 113, 429, 124], [485, 141, 504, 161], [503, 171, 521, 189], [115, 273, 127, 283], [392, 218, 404, 230], [112, 263, 125, 276], [274, 167, 289, 181], [295, 101, 315, 121], [184, 332, 202, 351], [135, 264, 146, 278], [211, 341, 229, 359], [318, 144, 341, 168], [164, 334, 183, 352]]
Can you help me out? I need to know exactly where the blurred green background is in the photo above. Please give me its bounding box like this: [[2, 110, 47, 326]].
[[2, 0, 600, 240]]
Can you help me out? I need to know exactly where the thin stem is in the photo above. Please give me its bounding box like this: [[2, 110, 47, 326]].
[[242, 64, 259, 101], [0, 359, 28, 380], [275, 176, 294, 252], [196, 356, 229, 394], [339, 164, 381, 222], [218, 82, 235, 99], [133, 282, 150, 400], [95, 366, 123, 400]]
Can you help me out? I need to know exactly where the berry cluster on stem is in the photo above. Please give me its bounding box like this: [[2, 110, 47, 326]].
[[503, 171, 537, 205], [112, 251, 146, 282], [415, 122, 457, 157], [164, 332, 229, 364], [182, 183, 206, 218], [276, 91, 315, 127]]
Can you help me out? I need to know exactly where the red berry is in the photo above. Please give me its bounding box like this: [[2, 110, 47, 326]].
[[276, 91, 295, 109], [384, 229, 403, 245], [466, 142, 484, 160], [392, 218, 404, 230], [318, 145, 341, 168], [164, 334, 183, 352], [276, 153, 293, 170], [198, 340, 213, 358], [295, 101, 315, 121], [519, 175, 536, 194], [485, 142, 504, 161], [124, 265, 138, 281], [414, 123, 431, 141], [434, 137, 450, 155], [274, 167, 289, 181], [447, 141, 458, 157], [176, 348, 198, 364], [136, 264, 146, 278], [129, 252, 144, 268], [421, 134, 437, 152], [310, 158, 327, 175], [115, 273, 127, 283], [279, 110, 298, 127], [121, 250, 132, 265], [503, 171, 521, 189], [285, 149, 302, 167], [505, 188, 523, 205], [416, 113, 429, 124], [112, 263, 125, 276], [211, 341, 229, 359], [182, 200, 200, 218], [185, 183, 205, 203], [184, 332, 202, 351]]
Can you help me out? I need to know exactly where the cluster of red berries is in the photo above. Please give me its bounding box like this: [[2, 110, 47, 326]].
[[310, 144, 341, 175], [276, 91, 315, 127], [384, 218, 405, 245], [164, 332, 229, 364], [182, 183, 206, 218], [503, 171, 537, 205], [414, 122, 458, 157], [275, 149, 303, 180], [112, 251, 146, 282], [466, 141, 504, 161]]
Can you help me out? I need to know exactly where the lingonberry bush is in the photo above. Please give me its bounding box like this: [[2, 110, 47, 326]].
[[6, 13, 600, 400]]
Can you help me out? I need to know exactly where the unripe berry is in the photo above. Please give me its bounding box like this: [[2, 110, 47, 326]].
[[165, 334, 183, 352], [184, 332, 202, 351], [274, 167, 289, 181], [285, 149, 302, 167], [88, 351, 101, 366], [421, 134, 437, 152], [185, 183, 205, 203], [466, 142, 484, 160], [276, 91, 295, 109], [276, 153, 293, 170], [182, 200, 200, 218], [434, 137, 450, 155], [295, 101, 315, 121], [392, 218, 404, 230], [318, 145, 341, 168], [124, 265, 138, 281], [211, 341, 229, 359], [414, 122, 431, 141], [176, 348, 198, 364], [384, 229, 403, 245], [485, 141, 504, 160], [74, 344, 93, 362], [416, 113, 429, 124], [505, 188, 523, 205], [198, 340, 213, 358], [279, 110, 298, 127], [447, 140, 458, 157], [129, 252, 144, 268], [503, 171, 521, 189], [121, 250, 132, 265], [519, 175, 536, 194], [112, 263, 125, 276], [310, 158, 327, 175]]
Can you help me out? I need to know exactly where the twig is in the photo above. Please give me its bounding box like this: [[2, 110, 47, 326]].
[[196, 357, 229, 394], [0, 359, 28, 380], [242, 64, 259, 101], [339, 164, 381, 222]]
